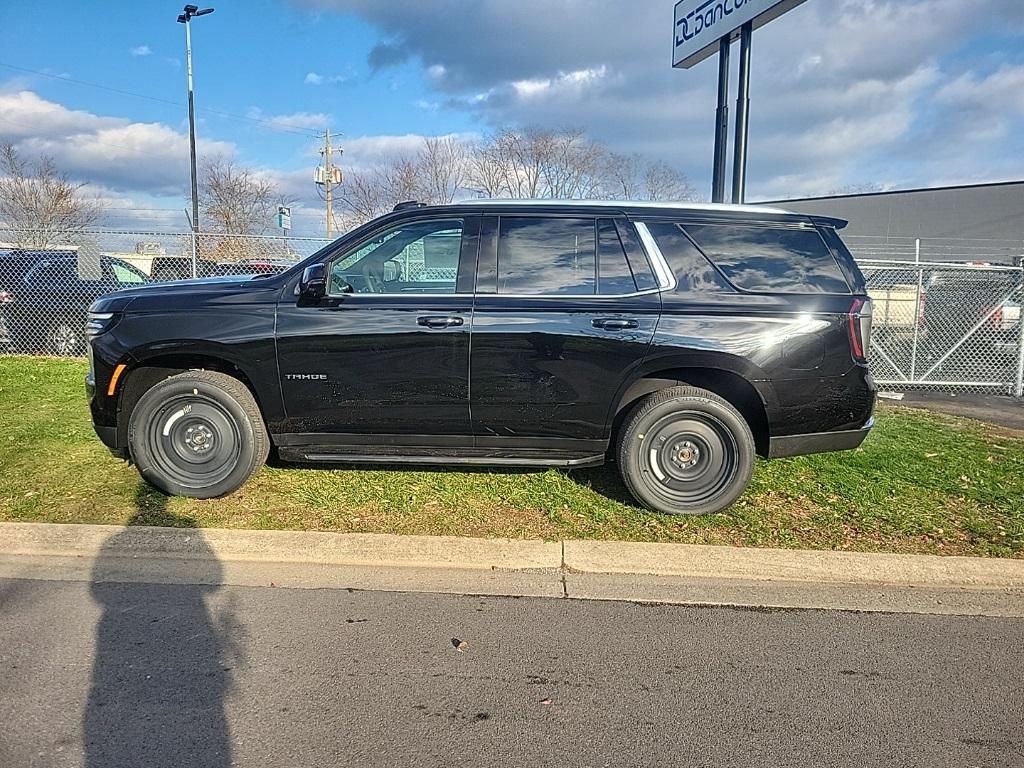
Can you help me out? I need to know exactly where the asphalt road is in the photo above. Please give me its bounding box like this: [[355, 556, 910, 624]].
[[1, 576, 1023, 768]]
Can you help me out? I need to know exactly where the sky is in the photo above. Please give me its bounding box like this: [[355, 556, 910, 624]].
[[1, 0, 1023, 237]]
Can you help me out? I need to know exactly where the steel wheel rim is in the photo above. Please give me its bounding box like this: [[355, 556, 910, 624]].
[[146, 394, 242, 489], [48, 323, 78, 356], [638, 411, 738, 505]]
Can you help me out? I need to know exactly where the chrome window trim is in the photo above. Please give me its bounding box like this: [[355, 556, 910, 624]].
[[633, 221, 676, 292], [326, 287, 662, 300]]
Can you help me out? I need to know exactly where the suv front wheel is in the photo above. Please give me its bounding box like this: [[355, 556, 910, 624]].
[[128, 370, 269, 498], [617, 386, 755, 515]]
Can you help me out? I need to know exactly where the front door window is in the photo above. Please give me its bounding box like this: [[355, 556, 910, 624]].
[[328, 219, 464, 295]]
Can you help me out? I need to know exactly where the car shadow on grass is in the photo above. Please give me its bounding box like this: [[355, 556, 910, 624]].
[[269, 448, 642, 509], [84, 484, 233, 768]]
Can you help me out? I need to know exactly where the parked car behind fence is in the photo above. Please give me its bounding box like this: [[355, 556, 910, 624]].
[[0, 253, 150, 356]]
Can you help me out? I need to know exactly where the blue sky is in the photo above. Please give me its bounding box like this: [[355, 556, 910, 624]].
[[2, 0, 1023, 236]]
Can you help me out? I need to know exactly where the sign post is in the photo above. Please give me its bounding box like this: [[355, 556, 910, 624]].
[[711, 37, 730, 203], [731, 21, 752, 203], [673, 0, 809, 202], [276, 205, 291, 235]]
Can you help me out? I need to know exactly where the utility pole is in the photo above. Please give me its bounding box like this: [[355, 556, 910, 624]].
[[176, 4, 215, 234], [318, 129, 343, 238]]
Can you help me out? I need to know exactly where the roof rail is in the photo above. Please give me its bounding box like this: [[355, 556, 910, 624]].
[[393, 200, 427, 212]]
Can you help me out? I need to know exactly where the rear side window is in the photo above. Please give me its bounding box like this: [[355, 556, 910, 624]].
[[25, 260, 80, 287], [684, 224, 851, 294], [497, 217, 595, 296], [644, 222, 733, 293], [597, 219, 637, 294], [819, 226, 866, 293]]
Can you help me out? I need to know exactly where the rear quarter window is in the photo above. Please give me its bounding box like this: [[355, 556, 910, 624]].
[[683, 223, 851, 294], [644, 222, 733, 294]]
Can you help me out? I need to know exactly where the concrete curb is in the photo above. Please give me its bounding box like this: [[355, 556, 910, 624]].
[[2, 522, 1023, 589], [563, 540, 1024, 588], [0, 523, 561, 572]]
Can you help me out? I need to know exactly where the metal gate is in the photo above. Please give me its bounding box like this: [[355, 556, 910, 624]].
[[859, 258, 1024, 395]]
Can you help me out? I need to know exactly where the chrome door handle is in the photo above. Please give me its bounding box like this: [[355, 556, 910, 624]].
[[417, 315, 464, 329], [592, 318, 639, 330]]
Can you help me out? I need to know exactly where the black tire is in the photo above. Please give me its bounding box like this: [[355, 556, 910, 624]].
[[617, 386, 755, 516], [128, 370, 269, 498]]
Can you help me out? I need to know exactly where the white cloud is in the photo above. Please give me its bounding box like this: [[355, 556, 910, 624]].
[[245, 108, 331, 132], [303, 70, 352, 86], [0, 89, 234, 196], [936, 65, 1024, 114], [130, 45, 152, 57], [510, 66, 608, 100]]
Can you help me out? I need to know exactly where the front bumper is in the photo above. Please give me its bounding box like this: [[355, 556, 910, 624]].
[[86, 356, 123, 455], [767, 418, 874, 459]]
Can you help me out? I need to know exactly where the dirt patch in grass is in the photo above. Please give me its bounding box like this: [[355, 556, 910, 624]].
[[1, 355, 1022, 557]]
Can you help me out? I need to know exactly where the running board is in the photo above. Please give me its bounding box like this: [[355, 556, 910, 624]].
[[277, 447, 605, 469]]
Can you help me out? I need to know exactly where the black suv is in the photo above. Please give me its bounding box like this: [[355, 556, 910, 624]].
[[86, 201, 875, 515], [1, 253, 149, 355]]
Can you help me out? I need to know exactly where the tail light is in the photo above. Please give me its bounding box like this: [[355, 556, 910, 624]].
[[848, 297, 872, 364]]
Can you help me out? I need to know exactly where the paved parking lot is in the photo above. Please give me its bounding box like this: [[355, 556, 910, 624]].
[[2, 574, 1022, 767]]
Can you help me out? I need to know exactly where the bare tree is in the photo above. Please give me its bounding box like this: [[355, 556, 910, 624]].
[[602, 152, 644, 200], [464, 140, 507, 198], [417, 136, 466, 204], [0, 143, 103, 247], [336, 168, 392, 226], [642, 160, 698, 201], [336, 128, 698, 219], [597, 153, 697, 201], [541, 128, 607, 199], [199, 157, 287, 235], [470, 126, 608, 199], [490, 126, 547, 198], [336, 155, 426, 226]]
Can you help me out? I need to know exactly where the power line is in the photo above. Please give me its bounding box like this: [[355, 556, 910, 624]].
[[0, 61, 323, 138]]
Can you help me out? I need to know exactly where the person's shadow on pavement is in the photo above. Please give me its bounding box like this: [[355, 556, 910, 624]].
[[84, 484, 235, 768]]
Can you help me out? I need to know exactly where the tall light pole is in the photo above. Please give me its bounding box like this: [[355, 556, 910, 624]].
[[177, 4, 214, 233]]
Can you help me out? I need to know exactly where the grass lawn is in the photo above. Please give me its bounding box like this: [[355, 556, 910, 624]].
[[1, 354, 1022, 557]]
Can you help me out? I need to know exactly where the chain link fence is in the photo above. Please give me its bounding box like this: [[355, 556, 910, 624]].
[[860, 259, 1024, 396], [2, 228, 1023, 396], [0, 228, 330, 356]]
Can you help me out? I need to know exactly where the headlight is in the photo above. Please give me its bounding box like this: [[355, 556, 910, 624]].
[[86, 311, 117, 338]]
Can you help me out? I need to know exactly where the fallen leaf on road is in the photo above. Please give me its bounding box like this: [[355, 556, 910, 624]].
[[540, 698, 552, 705], [452, 638, 468, 652]]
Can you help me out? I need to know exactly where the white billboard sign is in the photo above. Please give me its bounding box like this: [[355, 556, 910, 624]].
[[673, 0, 808, 68]]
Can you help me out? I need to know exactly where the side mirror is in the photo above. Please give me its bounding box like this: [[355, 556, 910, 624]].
[[299, 264, 327, 301]]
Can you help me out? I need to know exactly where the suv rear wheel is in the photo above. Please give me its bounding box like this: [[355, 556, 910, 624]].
[[617, 386, 754, 515], [128, 370, 269, 498]]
